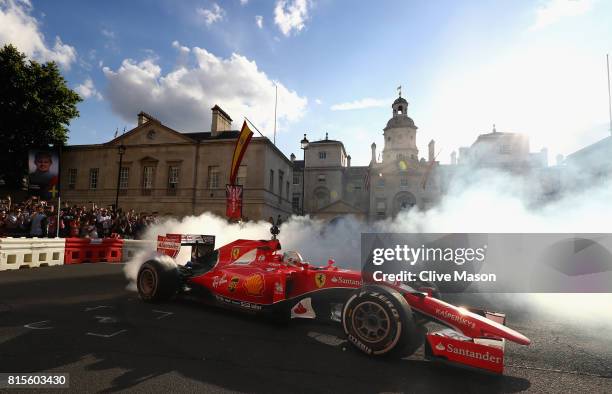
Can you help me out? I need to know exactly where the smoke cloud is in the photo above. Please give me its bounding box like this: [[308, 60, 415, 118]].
[[124, 154, 612, 328]]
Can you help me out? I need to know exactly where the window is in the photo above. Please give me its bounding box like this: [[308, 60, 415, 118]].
[[279, 170, 284, 196], [377, 176, 385, 187], [68, 168, 77, 190], [236, 165, 247, 186], [293, 173, 300, 185], [500, 145, 511, 154], [286, 181, 290, 200], [319, 151, 327, 159], [400, 176, 408, 187], [269, 170, 274, 192], [89, 168, 99, 190], [143, 166, 154, 189], [376, 199, 386, 214], [119, 167, 129, 189], [208, 166, 220, 189], [318, 174, 326, 182], [292, 193, 301, 211], [168, 166, 179, 189]]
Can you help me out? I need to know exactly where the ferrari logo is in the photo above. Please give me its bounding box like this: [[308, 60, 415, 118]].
[[315, 273, 326, 288], [228, 277, 239, 292], [231, 247, 240, 260]]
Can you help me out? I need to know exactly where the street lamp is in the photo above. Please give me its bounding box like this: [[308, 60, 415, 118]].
[[114, 144, 126, 212], [300, 133, 309, 215]]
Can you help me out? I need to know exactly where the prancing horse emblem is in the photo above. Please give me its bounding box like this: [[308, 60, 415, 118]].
[[315, 273, 326, 288]]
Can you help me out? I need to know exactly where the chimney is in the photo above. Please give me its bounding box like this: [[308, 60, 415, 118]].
[[290, 153, 296, 162], [428, 139, 435, 162], [211, 105, 233, 137], [370, 143, 377, 164], [451, 151, 457, 165], [347, 155, 351, 167]]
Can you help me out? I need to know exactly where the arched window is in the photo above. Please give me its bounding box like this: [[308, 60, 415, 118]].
[[398, 105, 403, 114]]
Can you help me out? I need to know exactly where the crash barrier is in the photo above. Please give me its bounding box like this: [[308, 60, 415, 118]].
[[0, 237, 66, 271], [122, 239, 156, 261], [64, 238, 124, 264]]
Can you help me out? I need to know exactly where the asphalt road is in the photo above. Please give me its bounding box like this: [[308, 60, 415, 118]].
[[0, 264, 611, 393]]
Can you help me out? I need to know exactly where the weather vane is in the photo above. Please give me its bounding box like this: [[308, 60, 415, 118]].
[[397, 85, 402, 98]]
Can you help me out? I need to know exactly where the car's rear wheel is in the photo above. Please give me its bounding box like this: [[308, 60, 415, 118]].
[[137, 259, 179, 302], [342, 285, 423, 358]]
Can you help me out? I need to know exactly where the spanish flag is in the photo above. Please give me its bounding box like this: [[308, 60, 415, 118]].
[[229, 121, 254, 185]]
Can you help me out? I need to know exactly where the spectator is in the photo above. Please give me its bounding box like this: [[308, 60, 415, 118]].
[[29, 206, 46, 237]]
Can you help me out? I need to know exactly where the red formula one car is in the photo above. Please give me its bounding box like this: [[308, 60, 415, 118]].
[[137, 228, 530, 374]]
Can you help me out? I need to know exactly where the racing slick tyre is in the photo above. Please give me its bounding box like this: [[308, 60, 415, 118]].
[[342, 285, 421, 358], [137, 259, 180, 302]]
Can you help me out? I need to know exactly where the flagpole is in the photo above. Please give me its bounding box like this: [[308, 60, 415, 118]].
[[244, 117, 266, 138], [274, 84, 278, 145], [607, 54, 611, 135], [56, 196, 61, 238]]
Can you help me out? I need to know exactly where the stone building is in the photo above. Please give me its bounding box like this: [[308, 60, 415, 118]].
[[60, 106, 294, 219], [292, 94, 442, 221]]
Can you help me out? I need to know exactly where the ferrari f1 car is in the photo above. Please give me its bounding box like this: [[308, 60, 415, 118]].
[[137, 228, 530, 374]]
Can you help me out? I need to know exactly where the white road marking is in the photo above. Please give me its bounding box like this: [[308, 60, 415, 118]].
[[24, 320, 53, 330], [86, 329, 127, 338], [152, 310, 173, 320], [85, 305, 112, 312], [307, 331, 346, 346], [94, 316, 118, 324]]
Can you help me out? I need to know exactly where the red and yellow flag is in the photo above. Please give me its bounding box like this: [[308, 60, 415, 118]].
[[229, 121, 254, 184]]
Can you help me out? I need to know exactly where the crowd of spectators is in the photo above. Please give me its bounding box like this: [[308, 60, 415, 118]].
[[0, 196, 157, 239]]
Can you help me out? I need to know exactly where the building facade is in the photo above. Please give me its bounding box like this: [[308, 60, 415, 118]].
[[61, 107, 294, 220]]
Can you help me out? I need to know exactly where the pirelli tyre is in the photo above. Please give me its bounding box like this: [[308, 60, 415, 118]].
[[342, 285, 422, 358], [137, 259, 180, 302]]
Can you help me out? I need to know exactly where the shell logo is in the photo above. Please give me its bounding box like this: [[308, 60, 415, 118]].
[[244, 273, 265, 296]]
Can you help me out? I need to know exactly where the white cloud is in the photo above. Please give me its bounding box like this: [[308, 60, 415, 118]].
[[330, 97, 389, 111], [530, 0, 594, 30], [102, 43, 308, 135], [274, 0, 311, 36], [315, 98, 322, 105], [197, 3, 225, 26], [255, 15, 263, 29], [0, 0, 76, 68], [101, 28, 115, 39], [240, 0, 248, 5], [75, 77, 102, 100]]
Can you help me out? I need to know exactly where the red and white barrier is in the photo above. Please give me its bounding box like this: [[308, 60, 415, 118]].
[[0, 237, 156, 271], [0, 237, 66, 270]]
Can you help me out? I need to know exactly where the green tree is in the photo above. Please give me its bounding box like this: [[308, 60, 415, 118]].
[[0, 44, 81, 189]]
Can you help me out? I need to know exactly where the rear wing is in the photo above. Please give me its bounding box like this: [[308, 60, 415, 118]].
[[157, 234, 215, 258]]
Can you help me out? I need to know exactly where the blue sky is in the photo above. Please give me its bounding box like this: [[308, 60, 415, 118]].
[[1, 0, 611, 165]]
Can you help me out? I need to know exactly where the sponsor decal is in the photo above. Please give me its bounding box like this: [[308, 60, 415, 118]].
[[212, 274, 228, 288], [231, 247, 241, 260], [244, 273, 265, 296], [214, 295, 262, 311], [435, 308, 476, 329], [347, 334, 372, 355], [315, 273, 326, 288], [330, 276, 363, 286], [258, 255, 266, 262], [228, 276, 239, 292], [437, 342, 502, 364], [274, 281, 284, 295], [291, 297, 316, 319]]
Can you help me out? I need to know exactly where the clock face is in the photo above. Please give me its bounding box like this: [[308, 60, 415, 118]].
[[147, 130, 156, 140]]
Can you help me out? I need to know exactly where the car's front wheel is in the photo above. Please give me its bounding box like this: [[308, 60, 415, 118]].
[[137, 259, 179, 302], [342, 285, 423, 358]]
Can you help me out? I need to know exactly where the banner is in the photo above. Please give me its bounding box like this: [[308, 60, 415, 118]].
[[156, 234, 182, 258], [229, 121, 253, 185], [28, 149, 59, 199], [226, 184, 243, 220]]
